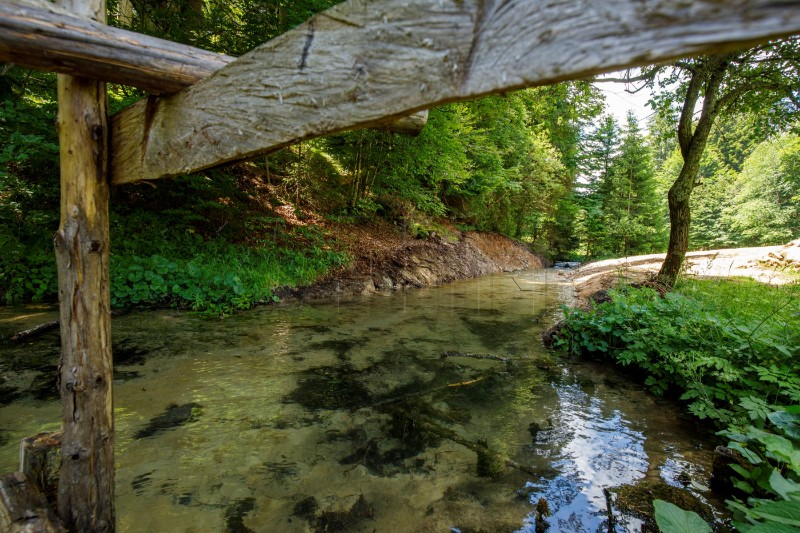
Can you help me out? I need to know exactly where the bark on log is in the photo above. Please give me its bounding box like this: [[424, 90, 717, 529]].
[[109, 0, 800, 185], [0, 0, 227, 94], [20, 432, 62, 506], [0, 472, 66, 533], [53, 0, 115, 529], [0, 0, 428, 133]]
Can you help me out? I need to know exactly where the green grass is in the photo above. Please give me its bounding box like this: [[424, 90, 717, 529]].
[[675, 278, 800, 329]]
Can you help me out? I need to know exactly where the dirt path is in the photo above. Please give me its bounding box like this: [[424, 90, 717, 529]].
[[559, 245, 797, 306]]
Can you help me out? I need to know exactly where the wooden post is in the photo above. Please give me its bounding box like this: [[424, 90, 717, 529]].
[[53, 0, 114, 529], [20, 431, 62, 506]]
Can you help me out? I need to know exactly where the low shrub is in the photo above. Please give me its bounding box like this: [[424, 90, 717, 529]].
[[555, 279, 800, 425]]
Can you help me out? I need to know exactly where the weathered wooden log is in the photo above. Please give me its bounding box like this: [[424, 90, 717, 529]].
[[0, 0, 428, 133], [53, 0, 115, 529], [109, 0, 800, 184], [8, 321, 60, 343], [0, 0, 228, 94], [0, 472, 66, 533], [20, 431, 62, 506]]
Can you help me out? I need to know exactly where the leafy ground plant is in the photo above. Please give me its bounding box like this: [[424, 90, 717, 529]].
[[655, 403, 800, 533], [720, 403, 800, 532], [555, 279, 800, 425], [653, 499, 711, 533]]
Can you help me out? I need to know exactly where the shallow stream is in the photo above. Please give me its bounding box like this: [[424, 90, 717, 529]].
[[0, 270, 720, 532]]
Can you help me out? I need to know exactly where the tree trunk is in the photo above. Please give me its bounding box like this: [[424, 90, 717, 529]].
[[658, 161, 697, 284], [656, 55, 730, 286], [54, 1, 114, 531]]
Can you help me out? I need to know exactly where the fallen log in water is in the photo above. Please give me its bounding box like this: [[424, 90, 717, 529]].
[[440, 351, 512, 364], [8, 321, 59, 343]]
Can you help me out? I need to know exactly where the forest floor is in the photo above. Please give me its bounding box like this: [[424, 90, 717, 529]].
[[558, 244, 799, 307]]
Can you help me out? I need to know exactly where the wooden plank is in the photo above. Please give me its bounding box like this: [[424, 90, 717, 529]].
[[0, 472, 66, 533], [0, 0, 428, 131], [110, 0, 800, 185], [0, 0, 227, 94], [53, 0, 115, 529]]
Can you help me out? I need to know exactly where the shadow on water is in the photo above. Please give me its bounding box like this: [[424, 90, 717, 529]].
[[133, 402, 203, 439], [0, 271, 723, 532]]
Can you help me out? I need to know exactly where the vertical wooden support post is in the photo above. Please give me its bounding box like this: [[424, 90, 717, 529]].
[[53, 0, 114, 530]]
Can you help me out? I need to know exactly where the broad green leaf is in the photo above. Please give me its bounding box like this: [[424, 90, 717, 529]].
[[750, 500, 800, 526], [768, 411, 800, 441], [748, 523, 800, 533], [761, 435, 800, 470], [653, 500, 711, 533], [768, 470, 800, 501], [730, 442, 764, 464]]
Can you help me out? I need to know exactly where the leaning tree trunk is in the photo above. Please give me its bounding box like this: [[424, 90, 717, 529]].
[[656, 55, 731, 287], [54, 0, 115, 530], [658, 159, 699, 284]]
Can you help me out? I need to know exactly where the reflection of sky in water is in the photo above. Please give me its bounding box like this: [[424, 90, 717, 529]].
[[520, 383, 648, 533]]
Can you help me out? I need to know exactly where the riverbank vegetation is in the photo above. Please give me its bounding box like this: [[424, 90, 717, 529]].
[[557, 279, 799, 426], [3, 2, 799, 314], [555, 279, 800, 531]]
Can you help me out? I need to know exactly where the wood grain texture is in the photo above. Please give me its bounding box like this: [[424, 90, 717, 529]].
[[0, 0, 429, 130], [53, 0, 115, 529], [0, 472, 66, 533], [110, 0, 800, 185], [0, 0, 229, 93], [20, 431, 62, 506]]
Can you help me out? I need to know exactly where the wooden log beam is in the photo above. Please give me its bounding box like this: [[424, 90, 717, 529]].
[[0, 0, 230, 94], [0, 0, 428, 132], [53, 0, 115, 529], [110, 0, 800, 185]]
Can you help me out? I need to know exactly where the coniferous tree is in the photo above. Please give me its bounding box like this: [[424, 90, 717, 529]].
[[576, 114, 619, 257], [599, 112, 664, 256]]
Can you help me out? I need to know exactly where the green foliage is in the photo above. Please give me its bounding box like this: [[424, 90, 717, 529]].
[[319, 89, 582, 250], [0, 92, 61, 304], [575, 112, 666, 259], [723, 133, 800, 246], [556, 280, 800, 425], [108, 0, 342, 56], [653, 500, 711, 533], [719, 404, 800, 532], [109, 224, 348, 317]]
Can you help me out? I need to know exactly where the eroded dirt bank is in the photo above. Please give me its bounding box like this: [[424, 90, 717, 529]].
[[281, 224, 546, 300]]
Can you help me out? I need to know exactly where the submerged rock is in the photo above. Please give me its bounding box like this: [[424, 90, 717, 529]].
[[133, 402, 202, 439], [313, 494, 374, 533], [223, 497, 256, 533], [285, 364, 371, 411], [609, 479, 713, 532]]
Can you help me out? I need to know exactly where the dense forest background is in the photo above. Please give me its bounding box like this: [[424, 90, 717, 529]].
[[1, 0, 798, 313]]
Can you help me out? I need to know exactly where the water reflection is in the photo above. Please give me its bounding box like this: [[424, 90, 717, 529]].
[[521, 381, 648, 532], [0, 270, 717, 532]]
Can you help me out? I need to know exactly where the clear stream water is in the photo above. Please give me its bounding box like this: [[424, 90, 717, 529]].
[[0, 270, 720, 532]]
